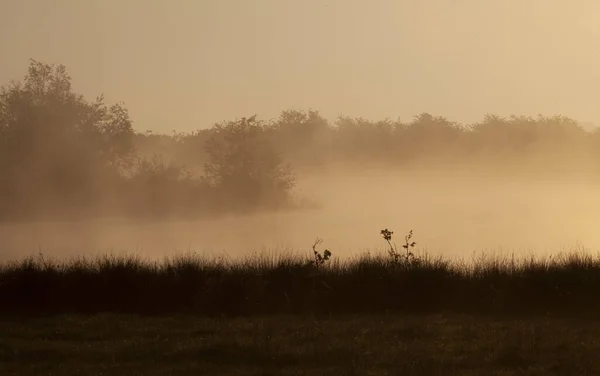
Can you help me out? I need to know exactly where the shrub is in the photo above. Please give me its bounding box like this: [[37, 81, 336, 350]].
[[202, 115, 296, 212]]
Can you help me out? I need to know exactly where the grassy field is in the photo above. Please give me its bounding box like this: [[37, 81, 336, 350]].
[[2, 249, 600, 374], [2, 313, 600, 375], [2, 249, 600, 317]]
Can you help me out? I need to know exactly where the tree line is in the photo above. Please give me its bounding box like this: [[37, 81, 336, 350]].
[[1, 60, 599, 221], [141, 110, 599, 174]]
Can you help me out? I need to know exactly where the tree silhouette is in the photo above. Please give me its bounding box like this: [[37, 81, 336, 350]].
[[0, 59, 135, 218], [203, 115, 295, 211]]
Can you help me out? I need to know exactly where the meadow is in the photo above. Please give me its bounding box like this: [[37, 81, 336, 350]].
[[3, 242, 600, 317], [4, 60, 600, 374], [2, 312, 600, 375], [2, 247, 600, 375]]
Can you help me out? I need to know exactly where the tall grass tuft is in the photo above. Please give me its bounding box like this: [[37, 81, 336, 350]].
[[3, 245, 600, 317]]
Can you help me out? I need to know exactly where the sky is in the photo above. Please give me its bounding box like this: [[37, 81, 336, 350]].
[[1, 0, 600, 133]]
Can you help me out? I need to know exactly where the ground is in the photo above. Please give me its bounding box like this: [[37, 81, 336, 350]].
[[1, 313, 598, 375]]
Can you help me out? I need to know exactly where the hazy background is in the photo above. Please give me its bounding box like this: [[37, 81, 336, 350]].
[[2, 0, 600, 132], [2, 1, 600, 263], [2, 169, 599, 262]]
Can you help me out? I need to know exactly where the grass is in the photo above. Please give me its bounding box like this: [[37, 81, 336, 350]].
[[2, 313, 600, 375], [3, 247, 600, 374], [2, 248, 600, 317]]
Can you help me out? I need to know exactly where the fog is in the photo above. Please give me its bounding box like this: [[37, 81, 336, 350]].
[[2, 63, 599, 262], [2, 165, 598, 263], [3, 1, 600, 263]]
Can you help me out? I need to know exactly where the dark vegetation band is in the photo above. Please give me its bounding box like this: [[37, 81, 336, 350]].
[[2, 247, 599, 317]]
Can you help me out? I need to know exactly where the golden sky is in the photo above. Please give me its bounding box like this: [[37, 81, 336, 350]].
[[1, 0, 600, 132]]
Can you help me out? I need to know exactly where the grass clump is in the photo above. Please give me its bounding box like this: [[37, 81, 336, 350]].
[[3, 240, 600, 318]]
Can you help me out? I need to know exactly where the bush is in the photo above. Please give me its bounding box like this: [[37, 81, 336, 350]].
[[202, 115, 296, 212]]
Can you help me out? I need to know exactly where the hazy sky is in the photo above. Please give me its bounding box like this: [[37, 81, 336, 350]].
[[2, 0, 600, 133]]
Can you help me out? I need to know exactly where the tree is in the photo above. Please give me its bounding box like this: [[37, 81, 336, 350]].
[[0, 59, 135, 218], [124, 155, 195, 217], [274, 109, 332, 167], [203, 115, 295, 211]]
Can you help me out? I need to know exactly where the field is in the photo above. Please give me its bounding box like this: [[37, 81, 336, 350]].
[[2, 313, 600, 375], [6, 10, 600, 374], [2, 250, 600, 374]]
